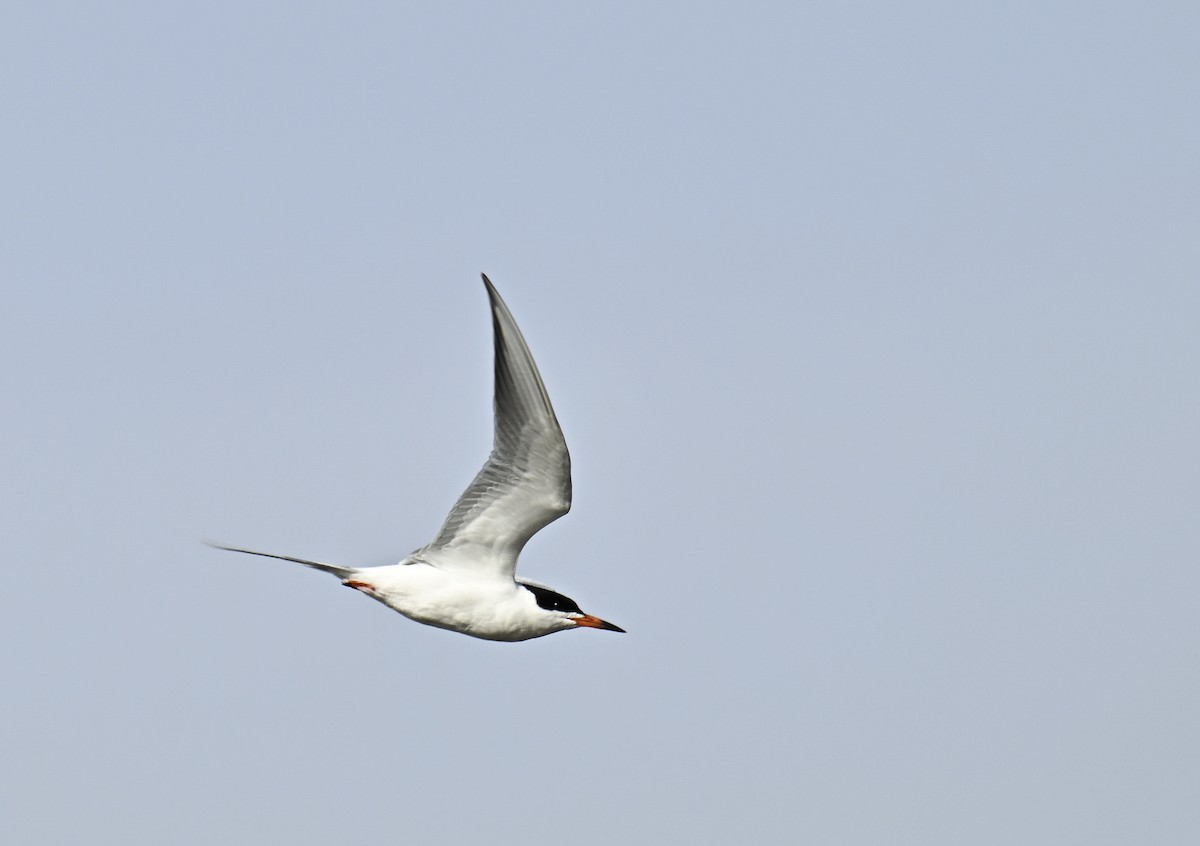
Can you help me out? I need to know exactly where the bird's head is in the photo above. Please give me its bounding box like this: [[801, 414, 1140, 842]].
[[519, 581, 625, 634]]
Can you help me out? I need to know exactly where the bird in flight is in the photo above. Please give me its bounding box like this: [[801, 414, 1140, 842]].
[[210, 274, 623, 641]]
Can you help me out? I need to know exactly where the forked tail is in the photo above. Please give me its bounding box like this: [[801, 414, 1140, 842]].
[[204, 542, 357, 580]]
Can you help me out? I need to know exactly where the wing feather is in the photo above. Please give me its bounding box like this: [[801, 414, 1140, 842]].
[[421, 275, 571, 578]]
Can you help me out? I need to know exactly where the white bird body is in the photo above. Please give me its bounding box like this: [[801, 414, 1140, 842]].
[[211, 275, 622, 642], [346, 560, 578, 642]]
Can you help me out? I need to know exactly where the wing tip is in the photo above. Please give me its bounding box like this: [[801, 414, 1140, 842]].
[[480, 272, 512, 322]]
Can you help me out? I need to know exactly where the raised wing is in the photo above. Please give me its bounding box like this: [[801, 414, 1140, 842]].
[[420, 274, 572, 578]]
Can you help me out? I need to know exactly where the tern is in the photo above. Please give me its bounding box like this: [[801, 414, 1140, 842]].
[[210, 274, 623, 641]]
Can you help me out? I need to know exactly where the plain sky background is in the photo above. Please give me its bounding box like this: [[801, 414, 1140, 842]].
[[2, 2, 1197, 843]]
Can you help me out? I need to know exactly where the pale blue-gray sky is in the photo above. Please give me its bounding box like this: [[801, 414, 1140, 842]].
[[2, 2, 1198, 844]]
